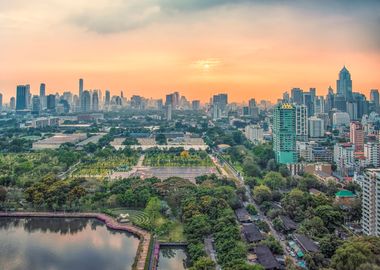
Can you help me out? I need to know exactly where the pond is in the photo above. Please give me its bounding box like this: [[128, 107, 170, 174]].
[[157, 247, 189, 270], [0, 217, 140, 270]]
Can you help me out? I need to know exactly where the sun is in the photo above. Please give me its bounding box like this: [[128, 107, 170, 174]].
[[193, 58, 221, 73]]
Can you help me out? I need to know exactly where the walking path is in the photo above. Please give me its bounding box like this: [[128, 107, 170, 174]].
[[0, 211, 152, 270]]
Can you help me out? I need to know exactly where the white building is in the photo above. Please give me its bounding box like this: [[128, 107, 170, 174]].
[[364, 142, 380, 167], [245, 125, 264, 144], [332, 112, 350, 128], [295, 104, 308, 141], [334, 143, 355, 176], [308, 116, 324, 138], [362, 169, 380, 236]]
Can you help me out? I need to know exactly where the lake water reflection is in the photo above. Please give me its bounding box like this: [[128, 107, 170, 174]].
[[0, 217, 140, 270], [157, 247, 188, 270]]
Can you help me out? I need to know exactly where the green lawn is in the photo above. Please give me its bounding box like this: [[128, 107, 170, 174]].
[[143, 151, 213, 167]]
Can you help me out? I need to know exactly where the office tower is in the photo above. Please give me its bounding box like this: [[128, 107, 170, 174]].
[[31, 95, 41, 115], [353, 92, 368, 119], [370, 89, 379, 112], [314, 96, 325, 115], [346, 101, 358, 120], [337, 66, 352, 101], [350, 122, 364, 155], [58, 99, 70, 113], [165, 94, 173, 106], [334, 95, 347, 112], [273, 103, 297, 164], [303, 92, 314, 117], [173, 92, 180, 108], [332, 112, 350, 128], [0, 93, 2, 111], [92, 91, 99, 111], [248, 98, 257, 108], [79, 79, 83, 97], [192, 100, 200, 110], [325, 87, 335, 112], [282, 92, 290, 102], [364, 143, 380, 168], [105, 90, 110, 106], [79, 78, 84, 111], [362, 169, 380, 236], [308, 116, 324, 138], [46, 94, 56, 112], [16, 85, 28, 110], [295, 104, 308, 142], [82, 91, 91, 112], [166, 104, 172, 121], [131, 95, 143, 109], [10, 97, 15, 110], [291, 88, 303, 105], [212, 93, 228, 111], [39, 83, 46, 109]]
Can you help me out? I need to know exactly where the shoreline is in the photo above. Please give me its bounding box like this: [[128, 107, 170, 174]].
[[0, 211, 152, 270]]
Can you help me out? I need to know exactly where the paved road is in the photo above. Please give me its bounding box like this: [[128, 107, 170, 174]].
[[204, 236, 222, 270], [57, 161, 81, 179]]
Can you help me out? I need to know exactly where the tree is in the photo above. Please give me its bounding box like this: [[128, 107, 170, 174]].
[[145, 197, 162, 220], [253, 185, 272, 204], [281, 188, 309, 221], [155, 134, 167, 145], [0, 186, 6, 202], [320, 234, 342, 258], [314, 205, 343, 231], [299, 216, 328, 238], [331, 237, 380, 270], [272, 217, 285, 233], [262, 172, 286, 190], [246, 204, 257, 215], [190, 257, 216, 270], [260, 235, 284, 255]]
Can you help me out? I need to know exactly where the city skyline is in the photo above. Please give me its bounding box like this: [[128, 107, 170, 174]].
[[1, 0, 380, 102]]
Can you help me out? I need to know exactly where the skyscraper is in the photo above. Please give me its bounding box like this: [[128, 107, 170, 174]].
[[212, 93, 228, 111], [16, 85, 28, 110], [79, 78, 83, 97], [308, 116, 324, 138], [39, 83, 46, 109], [370, 89, 379, 111], [192, 100, 200, 110], [82, 91, 91, 112], [0, 93, 2, 111], [273, 103, 297, 164], [362, 169, 380, 236], [337, 66, 352, 101], [350, 121, 364, 156], [46, 94, 56, 112], [10, 97, 15, 110], [295, 104, 308, 142], [92, 91, 99, 111], [105, 90, 110, 106], [31, 95, 41, 115], [291, 88, 303, 105]]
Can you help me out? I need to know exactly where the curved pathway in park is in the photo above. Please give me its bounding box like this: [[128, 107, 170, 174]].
[[0, 212, 151, 270]]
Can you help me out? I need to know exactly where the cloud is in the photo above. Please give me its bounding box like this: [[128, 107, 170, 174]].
[[68, 0, 250, 34]]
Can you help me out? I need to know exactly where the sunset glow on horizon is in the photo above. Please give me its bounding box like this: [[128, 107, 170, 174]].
[[1, 0, 380, 102]]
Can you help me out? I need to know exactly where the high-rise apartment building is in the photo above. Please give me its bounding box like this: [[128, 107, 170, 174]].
[[0, 93, 2, 111], [295, 104, 308, 141], [39, 83, 46, 109], [308, 116, 324, 138], [273, 103, 297, 164], [245, 125, 264, 144], [192, 100, 200, 110], [32, 95, 41, 115], [362, 169, 380, 236], [92, 91, 99, 111], [350, 121, 364, 155], [364, 143, 380, 168], [370, 89, 379, 112]]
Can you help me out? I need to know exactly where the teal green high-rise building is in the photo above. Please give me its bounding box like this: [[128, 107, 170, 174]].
[[273, 103, 297, 164]]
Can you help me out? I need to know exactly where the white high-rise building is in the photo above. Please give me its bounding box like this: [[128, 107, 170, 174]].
[[245, 125, 264, 144], [295, 104, 308, 141], [362, 169, 380, 236], [334, 143, 355, 176], [308, 116, 324, 138], [364, 142, 380, 168]]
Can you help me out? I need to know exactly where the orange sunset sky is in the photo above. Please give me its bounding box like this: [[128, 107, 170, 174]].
[[0, 0, 380, 103]]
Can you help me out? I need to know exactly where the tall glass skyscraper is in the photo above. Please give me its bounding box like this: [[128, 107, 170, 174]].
[[16, 85, 28, 110], [273, 103, 297, 164], [337, 66, 352, 101]]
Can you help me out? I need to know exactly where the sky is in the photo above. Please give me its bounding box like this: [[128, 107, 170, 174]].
[[1, 0, 380, 103]]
